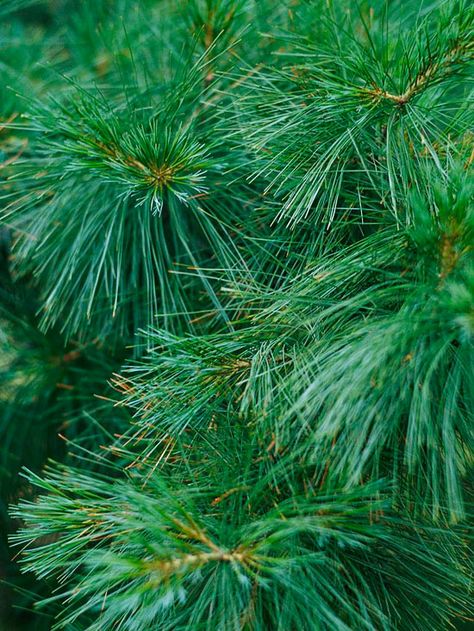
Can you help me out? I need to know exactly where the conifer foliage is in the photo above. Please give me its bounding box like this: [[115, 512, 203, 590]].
[[0, 1, 473, 629]]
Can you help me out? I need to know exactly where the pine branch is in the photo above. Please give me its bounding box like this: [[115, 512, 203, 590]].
[[11, 465, 473, 631], [2, 1, 473, 629]]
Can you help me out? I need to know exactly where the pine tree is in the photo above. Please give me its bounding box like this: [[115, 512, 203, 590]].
[[1, 1, 473, 629]]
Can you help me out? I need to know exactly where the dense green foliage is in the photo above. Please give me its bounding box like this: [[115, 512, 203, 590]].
[[0, 1, 473, 629]]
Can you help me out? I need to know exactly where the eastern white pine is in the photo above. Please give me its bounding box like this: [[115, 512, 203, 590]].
[[0, 1, 473, 630]]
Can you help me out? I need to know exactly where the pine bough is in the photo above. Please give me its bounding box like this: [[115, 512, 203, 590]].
[[0, 1, 473, 629]]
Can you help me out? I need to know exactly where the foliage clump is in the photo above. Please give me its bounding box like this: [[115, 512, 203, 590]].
[[0, 1, 472, 630]]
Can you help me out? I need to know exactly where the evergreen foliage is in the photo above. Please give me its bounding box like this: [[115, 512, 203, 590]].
[[0, 1, 473, 629]]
